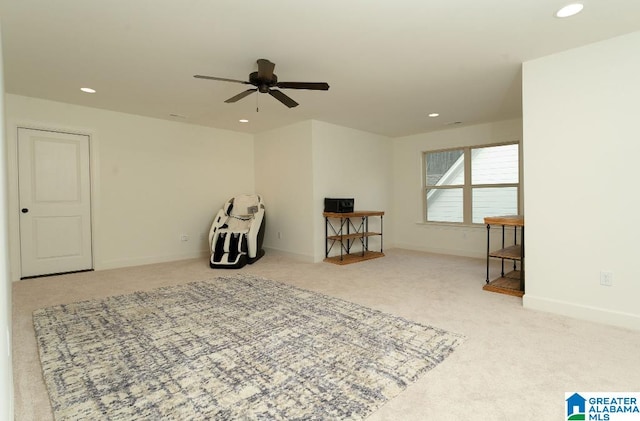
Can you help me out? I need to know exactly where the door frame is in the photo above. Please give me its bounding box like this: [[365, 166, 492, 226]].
[[7, 123, 99, 281]]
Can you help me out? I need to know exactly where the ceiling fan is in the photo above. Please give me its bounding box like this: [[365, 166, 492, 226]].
[[194, 59, 329, 108]]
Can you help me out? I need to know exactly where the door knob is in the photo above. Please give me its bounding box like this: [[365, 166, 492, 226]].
[[21, 208, 29, 213]]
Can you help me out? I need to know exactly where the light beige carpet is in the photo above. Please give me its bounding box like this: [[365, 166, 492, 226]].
[[13, 248, 640, 420], [33, 274, 463, 420]]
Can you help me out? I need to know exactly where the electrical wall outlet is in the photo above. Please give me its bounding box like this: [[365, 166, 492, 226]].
[[180, 234, 189, 242], [600, 271, 614, 287]]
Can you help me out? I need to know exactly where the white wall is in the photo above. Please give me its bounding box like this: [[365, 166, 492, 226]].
[[254, 121, 315, 261], [392, 119, 523, 258], [311, 121, 392, 261], [5, 94, 254, 277], [522, 31, 640, 330], [254, 120, 393, 263], [0, 24, 15, 421]]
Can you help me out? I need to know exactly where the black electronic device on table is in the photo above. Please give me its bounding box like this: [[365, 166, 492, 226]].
[[324, 198, 354, 213]]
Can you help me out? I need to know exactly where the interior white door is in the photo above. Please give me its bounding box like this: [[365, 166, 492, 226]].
[[18, 128, 93, 277]]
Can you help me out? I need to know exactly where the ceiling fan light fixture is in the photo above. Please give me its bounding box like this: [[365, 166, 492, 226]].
[[195, 59, 329, 109], [80, 87, 96, 93], [556, 3, 584, 18]]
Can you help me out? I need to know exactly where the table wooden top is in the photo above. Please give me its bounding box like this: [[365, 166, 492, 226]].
[[323, 210, 384, 218], [483, 215, 524, 226]]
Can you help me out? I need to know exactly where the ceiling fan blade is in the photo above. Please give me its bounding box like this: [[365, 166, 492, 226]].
[[276, 81, 330, 90], [268, 89, 299, 108], [224, 89, 258, 103], [257, 59, 275, 80], [194, 75, 251, 85]]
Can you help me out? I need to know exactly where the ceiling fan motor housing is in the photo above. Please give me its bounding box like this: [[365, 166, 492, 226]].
[[249, 71, 277, 93]]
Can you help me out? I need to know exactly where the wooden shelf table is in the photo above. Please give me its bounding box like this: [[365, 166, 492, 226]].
[[323, 211, 384, 265], [484, 215, 524, 297]]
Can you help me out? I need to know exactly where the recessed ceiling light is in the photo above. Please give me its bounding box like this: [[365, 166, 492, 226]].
[[428, 113, 440, 118], [239, 119, 249, 123], [80, 87, 96, 94], [556, 3, 584, 18]]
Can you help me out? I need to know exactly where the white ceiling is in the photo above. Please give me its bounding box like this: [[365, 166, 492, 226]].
[[1, 1, 640, 137]]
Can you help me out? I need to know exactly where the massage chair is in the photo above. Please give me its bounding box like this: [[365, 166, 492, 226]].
[[208, 194, 265, 269]]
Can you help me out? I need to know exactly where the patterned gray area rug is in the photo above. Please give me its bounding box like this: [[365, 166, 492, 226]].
[[33, 274, 465, 420]]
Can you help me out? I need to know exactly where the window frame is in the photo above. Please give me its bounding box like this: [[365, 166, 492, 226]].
[[422, 141, 521, 225]]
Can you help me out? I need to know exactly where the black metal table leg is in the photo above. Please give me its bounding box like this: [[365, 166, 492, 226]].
[[486, 224, 490, 283], [380, 216, 384, 253], [521, 226, 525, 291], [500, 224, 505, 277], [513, 225, 517, 272], [325, 217, 328, 258]]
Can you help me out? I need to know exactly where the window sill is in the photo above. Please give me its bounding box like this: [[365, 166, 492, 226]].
[[414, 221, 486, 229]]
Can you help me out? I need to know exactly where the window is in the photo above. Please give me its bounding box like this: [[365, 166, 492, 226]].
[[424, 143, 519, 224]]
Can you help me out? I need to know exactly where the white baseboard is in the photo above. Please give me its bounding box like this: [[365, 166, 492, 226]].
[[262, 247, 315, 263], [393, 242, 486, 259], [97, 250, 209, 271], [523, 294, 640, 331], [97, 246, 315, 272]]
